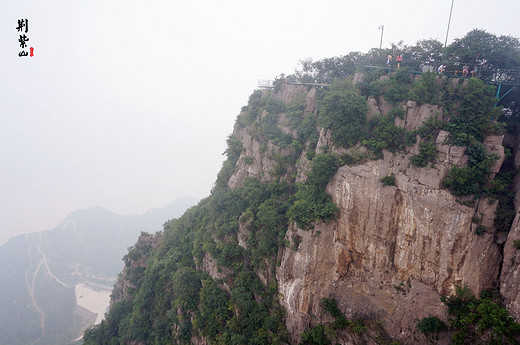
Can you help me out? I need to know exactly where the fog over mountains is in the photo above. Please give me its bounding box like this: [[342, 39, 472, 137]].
[[0, 197, 198, 345]]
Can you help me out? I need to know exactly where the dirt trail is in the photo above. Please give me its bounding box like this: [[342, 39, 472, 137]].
[[37, 233, 68, 288], [25, 232, 46, 344]]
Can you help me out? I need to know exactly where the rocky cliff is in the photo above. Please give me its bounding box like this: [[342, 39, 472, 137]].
[[227, 78, 518, 343], [89, 69, 520, 345]]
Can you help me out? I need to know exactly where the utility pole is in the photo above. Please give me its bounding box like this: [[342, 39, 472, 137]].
[[379, 25, 384, 49], [444, 0, 455, 48]]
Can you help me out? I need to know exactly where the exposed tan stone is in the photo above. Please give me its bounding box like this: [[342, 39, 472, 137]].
[[403, 103, 442, 131], [378, 95, 394, 116], [501, 212, 520, 321], [483, 134, 505, 179], [352, 72, 364, 85], [367, 96, 381, 119], [226, 83, 515, 343], [277, 150, 502, 342]]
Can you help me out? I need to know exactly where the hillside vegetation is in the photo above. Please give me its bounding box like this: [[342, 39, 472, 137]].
[[0, 199, 197, 345], [84, 30, 520, 345]]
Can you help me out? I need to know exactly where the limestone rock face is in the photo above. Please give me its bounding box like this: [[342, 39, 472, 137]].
[[483, 134, 506, 179], [367, 96, 380, 118], [394, 101, 443, 130], [500, 136, 520, 321], [224, 83, 517, 343], [277, 147, 503, 343], [228, 125, 295, 189], [501, 212, 520, 321], [378, 94, 394, 116]]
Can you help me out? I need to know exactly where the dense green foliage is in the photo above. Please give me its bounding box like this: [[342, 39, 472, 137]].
[[408, 71, 439, 105], [317, 79, 368, 147], [416, 316, 445, 338], [363, 116, 405, 156], [444, 143, 498, 196], [447, 78, 501, 146], [299, 298, 378, 344], [413, 115, 444, 142], [238, 90, 265, 126], [85, 177, 294, 345], [300, 325, 331, 345], [380, 173, 396, 186], [384, 68, 412, 105], [85, 30, 520, 345], [442, 287, 520, 344], [446, 29, 520, 69], [249, 111, 293, 148], [291, 52, 363, 84], [357, 69, 387, 99], [410, 142, 437, 167], [487, 149, 516, 233], [287, 154, 339, 228]]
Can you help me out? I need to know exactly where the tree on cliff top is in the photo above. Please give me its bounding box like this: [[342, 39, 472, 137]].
[[446, 29, 520, 68], [317, 79, 368, 148]]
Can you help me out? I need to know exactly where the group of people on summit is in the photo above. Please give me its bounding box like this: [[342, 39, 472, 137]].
[[385, 53, 485, 77]]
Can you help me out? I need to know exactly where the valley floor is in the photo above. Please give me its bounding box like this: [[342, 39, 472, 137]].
[[75, 283, 112, 325]]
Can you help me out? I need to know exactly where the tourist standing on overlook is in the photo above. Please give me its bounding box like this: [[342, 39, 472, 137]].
[[472, 65, 478, 77], [396, 54, 403, 68], [463, 64, 469, 76]]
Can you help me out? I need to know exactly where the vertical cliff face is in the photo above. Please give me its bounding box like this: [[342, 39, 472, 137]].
[[500, 138, 520, 321], [96, 76, 519, 345], [277, 148, 502, 341], [224, 81, 515, 343]]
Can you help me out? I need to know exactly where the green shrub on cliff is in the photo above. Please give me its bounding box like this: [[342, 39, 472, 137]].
[[363, 116, 405, 155], [300, 325, 331, 345], [408, 71, 439, 105], [357, 68, 387, 98], [417, 316, 445, 335], [410, 142, 437, 167], [266, 97, 286, 115], [317, 79, 368, 147], [447, 78, 501, 146], [238, 90, 266, 126], [380, 173, 396, 186], [287, 154, 338, 228], [442, 287, 520, 344], [384, 68, 412, 105], [443, 143, 498, 196]]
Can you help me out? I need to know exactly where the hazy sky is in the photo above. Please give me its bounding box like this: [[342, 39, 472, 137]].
[[1, 0, 519, 244]]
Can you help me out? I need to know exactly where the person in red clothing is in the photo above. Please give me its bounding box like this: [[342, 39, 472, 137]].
[[396, 54, 403, 68]]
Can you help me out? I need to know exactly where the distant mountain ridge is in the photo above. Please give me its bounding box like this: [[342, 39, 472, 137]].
[[0, 197, 198, 345]]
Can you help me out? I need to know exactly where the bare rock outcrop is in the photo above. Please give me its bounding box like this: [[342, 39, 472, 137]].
[[276, 116, 505, 343], [394, 101, 443, 131], [500, 212, 520, 321], [223, 83, 514, 343], [500, 136, 520, 320], [483, 134, 505, 179], [277, 147, 503, 343]]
